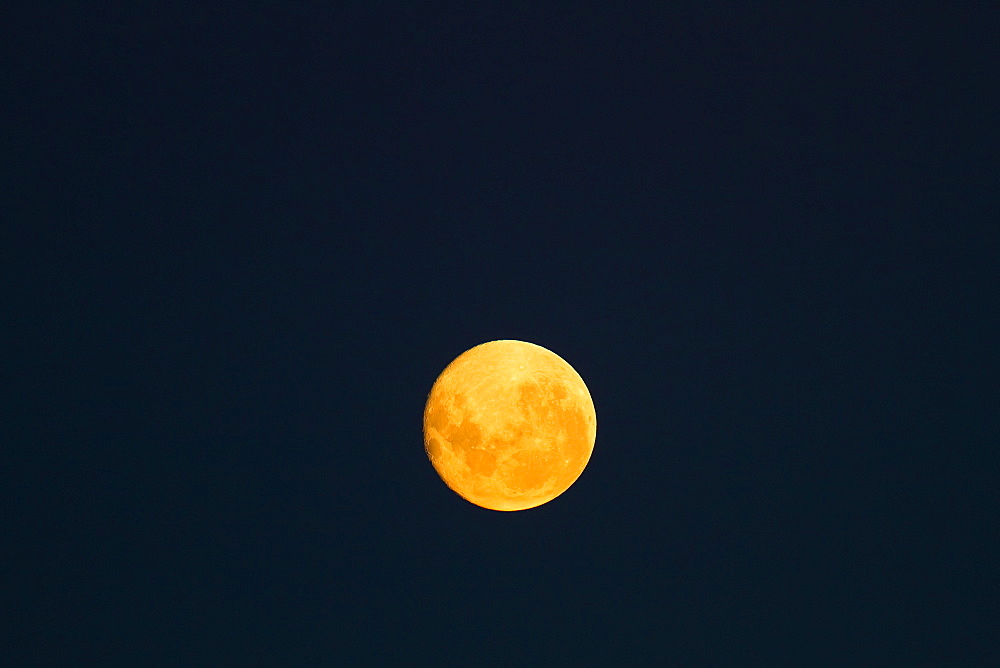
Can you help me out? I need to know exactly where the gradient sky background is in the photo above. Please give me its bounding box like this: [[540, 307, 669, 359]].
[[6, 3, 998, 663]]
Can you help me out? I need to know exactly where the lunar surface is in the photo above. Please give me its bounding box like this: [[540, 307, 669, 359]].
[[423, 340, 597, 511]]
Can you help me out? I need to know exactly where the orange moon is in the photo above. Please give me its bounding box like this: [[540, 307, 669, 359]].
[[423, 340, 597, 511]]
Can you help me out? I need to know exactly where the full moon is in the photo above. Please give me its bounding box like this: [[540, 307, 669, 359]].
[[423, 340, 597, 511]]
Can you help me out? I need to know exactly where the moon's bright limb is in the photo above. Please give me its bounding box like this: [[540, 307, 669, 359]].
[[423, 340, 597, 511]]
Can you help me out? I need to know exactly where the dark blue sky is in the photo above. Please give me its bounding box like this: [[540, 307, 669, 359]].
[[6, 3, 997, 663]]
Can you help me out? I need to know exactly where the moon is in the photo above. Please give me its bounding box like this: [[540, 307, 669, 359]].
[[423, 340, 597, 511]]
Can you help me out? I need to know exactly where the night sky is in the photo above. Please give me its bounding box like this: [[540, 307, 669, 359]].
[[6, 3, 998, 663]]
